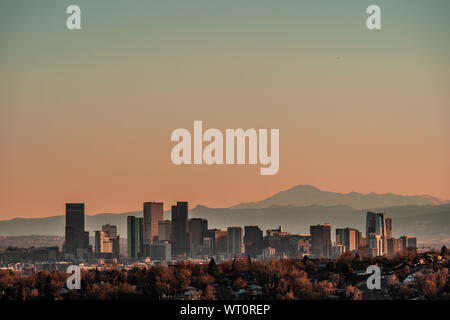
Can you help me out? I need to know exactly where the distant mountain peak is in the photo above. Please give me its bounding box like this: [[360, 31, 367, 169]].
[[292, 184, 319, 190], [231, 185, 447, 210], [193, 205, 209, 210]]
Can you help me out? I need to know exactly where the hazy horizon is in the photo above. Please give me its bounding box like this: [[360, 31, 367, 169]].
[[1, 183, 449, 221]]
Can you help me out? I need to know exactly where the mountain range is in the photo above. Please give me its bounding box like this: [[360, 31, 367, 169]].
[[231, 185, 448, 209], [0, 185, 449, 243]]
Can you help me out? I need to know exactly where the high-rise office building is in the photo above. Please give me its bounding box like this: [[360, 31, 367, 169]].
[[150, 241, 171, 261], [158, 220, 172, 241], [227, 227, 244, 255], [310, 223, 332, 258], [366, 211, 383, 237], [244, 226, 263, 258], [366, 211, 391, 255], [102, 224, 118, 238], [336, 228, 361, 253], [387, 237, 402, 256], [143, 202, 164, 247], [171, 202, 190, 256], [95, 224, 120, 259], [204, 229, 228, 255], [127, 216, 143, 258], [400, 236, 417, 251], [189, 218, 208, 246], [282, 235, 308, 258], [64, 203, 89, 257], [95, 231, 112, 253], [266, 225, 289, 237], [385, 217, 392, 239], [368, 234, 383, 257], [297, 234, 312, 256], [203, 237, 214, 256], [264, 227, 300, 257]]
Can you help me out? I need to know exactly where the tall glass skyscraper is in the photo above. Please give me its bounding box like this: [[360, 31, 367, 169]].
[[127, 216, 143, 258], [171, 202, 190, 256], [366, 211, 391, 255], [64, 203, 89, 257], [310, 223, 332, 259], [143, 202, 164, 256]]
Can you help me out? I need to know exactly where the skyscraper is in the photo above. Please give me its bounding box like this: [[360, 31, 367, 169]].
[[95, 231, 112, 253], [400, 236, 417, 251], [310, 223, 332, 259], [150, 241, 172, 261], [189, 218, 208, 246], [244, 226, 263, 258], [227, 227, 244, 256], [366, 211, 391, 255], [171, 202, 190, 256], [143, 202, 164, 249], [368, 234, 383, 257], [387, 237, 402, 256], [64, 203, 89, 257], [385, 217, 392, 239], [204, 229, 228, 255], [102, 224, 118, 239], [95, 224, 120, 259], [158, 220, 172, 241], [336, 228, 361, 253], [127, 216, 143, 258]]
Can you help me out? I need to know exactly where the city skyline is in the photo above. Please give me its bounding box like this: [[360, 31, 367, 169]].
[[1, 200, 445, 302], [0, 184, 448, 250], [2, 200, 419, 262], [89, 200, 420, 260], [0, 183, 449, 220]]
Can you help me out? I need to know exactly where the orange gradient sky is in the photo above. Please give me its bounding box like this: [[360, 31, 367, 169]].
[[1, 1, 449, 219]]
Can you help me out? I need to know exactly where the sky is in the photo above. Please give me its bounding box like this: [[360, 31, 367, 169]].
[[1, 0, 449, 219]]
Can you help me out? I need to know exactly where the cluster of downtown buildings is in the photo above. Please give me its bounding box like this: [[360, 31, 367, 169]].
[[1, 202, 418, 266], [312, 212, 417, 259], [61, 202, 418, 263]]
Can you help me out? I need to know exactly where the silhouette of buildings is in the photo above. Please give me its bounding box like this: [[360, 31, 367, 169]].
[[57, 201, 419, 262], [244, 226, 263, 258], [204, 229, 228, 255], [400, 236, 417, 251], [189, 218, 208, 246], [150, 241, 171, 261], [368, 233, 383, 256], [336, 227, 362, 253], [387, 237, 402, 256], [158, 220, 172, 241], [143, 202, 163, 255], [385, 217, 392, 239], [64, 203, 89, 259], [266, 225, 289, 237], [227, 227, 244, 256], [95, 224, 120, 259], [171, 202, 190, 256], [366, 211, 391, 256], [0, 246, 60, 263], [310, 223, 332, 259], [127, 216, 143, 258]]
